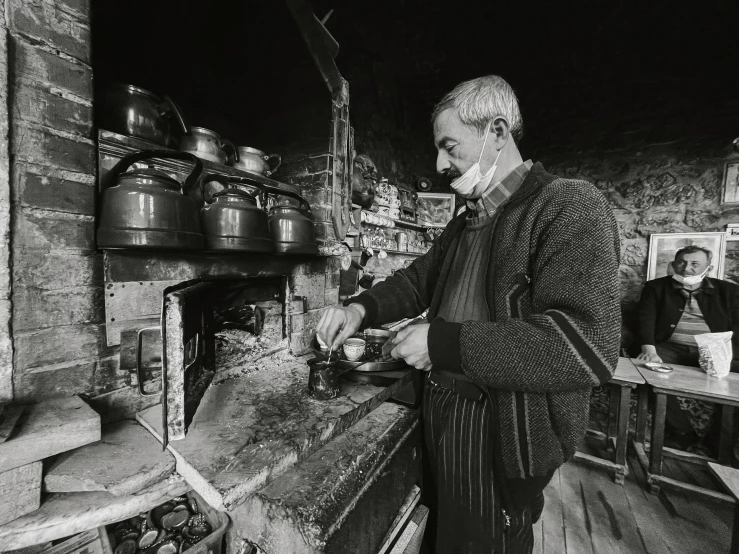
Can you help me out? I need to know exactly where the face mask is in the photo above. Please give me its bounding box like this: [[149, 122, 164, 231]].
[[672, 267, 710, 286], [450, 122, 502, 198]]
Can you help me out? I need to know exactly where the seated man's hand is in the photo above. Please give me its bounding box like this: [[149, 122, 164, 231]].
[[389, 323, 432, 371], [316, 304, 366, 351], [637, 344, 662, 363]]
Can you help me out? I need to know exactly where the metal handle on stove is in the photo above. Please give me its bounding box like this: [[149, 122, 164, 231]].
[[136, 326, 161, 396]]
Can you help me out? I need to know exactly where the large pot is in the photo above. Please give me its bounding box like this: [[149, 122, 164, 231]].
[[233, 146, 281, 177], [101, 83, 188, 147], [199, 182, 274, 253], [180, 127, 238, 166], [262, 185, 318, 255], [97, 150, 205, 250]]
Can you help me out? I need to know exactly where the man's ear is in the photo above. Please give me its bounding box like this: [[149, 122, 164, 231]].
[[491, 117, 510, 149]]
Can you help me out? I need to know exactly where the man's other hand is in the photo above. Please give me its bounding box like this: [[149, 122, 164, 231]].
[[389, 323, 432, 371], [637, 344, 662, 363], [316, 304, 366, 351]]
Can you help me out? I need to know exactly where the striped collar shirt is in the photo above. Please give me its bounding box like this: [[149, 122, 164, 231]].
[[467, 160, 534, 217]]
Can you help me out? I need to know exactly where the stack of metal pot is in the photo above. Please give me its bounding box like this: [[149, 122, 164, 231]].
[[199, 175, 318, 255]]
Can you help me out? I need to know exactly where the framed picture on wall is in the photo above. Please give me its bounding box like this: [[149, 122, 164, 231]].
[[721, 161, 739, 205], [416, 193, 455, 228], [646, 232, 726, 281]]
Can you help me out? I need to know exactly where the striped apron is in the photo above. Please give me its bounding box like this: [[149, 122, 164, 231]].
[[423, 375, 536, 553]]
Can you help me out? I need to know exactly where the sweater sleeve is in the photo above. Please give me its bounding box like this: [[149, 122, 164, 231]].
[[635, 281, 658, 346], [344, 216, 464, 327], [429, 183, 621, 393]]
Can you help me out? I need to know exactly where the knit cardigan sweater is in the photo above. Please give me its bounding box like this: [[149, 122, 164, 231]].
[[348, 162, 621, 482]]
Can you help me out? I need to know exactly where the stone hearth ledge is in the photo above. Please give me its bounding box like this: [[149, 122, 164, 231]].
[[137, 355, 412, 511]]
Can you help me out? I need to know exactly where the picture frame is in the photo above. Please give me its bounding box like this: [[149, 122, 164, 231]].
[[646, 232, 726, 281], [415, 193, 455, 228], [721, 161, 739, 205], [726, 223, 739, 241]]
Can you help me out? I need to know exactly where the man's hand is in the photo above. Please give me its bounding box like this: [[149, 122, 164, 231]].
[[389, 323, 432, 371], [316, 304, 366, 351], [637, 344, 662, 363]]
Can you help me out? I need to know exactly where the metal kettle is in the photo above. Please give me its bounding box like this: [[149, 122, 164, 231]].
[[97, 150, 205, 250], [101, 83, 189, 147], [262, 185, 319, 255], [199, 180, 274, 253]]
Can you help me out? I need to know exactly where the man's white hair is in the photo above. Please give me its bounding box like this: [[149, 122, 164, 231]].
[[432, 75, 523, 141]]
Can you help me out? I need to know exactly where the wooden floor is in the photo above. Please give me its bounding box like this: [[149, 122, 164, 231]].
[[533, 452, 734, 553]]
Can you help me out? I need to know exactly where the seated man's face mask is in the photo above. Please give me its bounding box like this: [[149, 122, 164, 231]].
[[672, 267, 710, 286], [671, 254, 712, 285], [450, 120, 503, 199]]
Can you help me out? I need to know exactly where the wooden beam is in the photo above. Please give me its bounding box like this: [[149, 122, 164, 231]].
[[286, 0, 348, 104]]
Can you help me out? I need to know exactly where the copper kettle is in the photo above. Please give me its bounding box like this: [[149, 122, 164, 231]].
[[262, 185, 319, 255], [199, 179, 274, 253], [97, 150, 205, 250]]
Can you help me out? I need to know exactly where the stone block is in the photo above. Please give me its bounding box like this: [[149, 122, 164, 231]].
[[13, 163, 95, 215], [289, 273, 326, 310], [13, 360, 96, 401], [324, 286, 339, 307], [8, 0, 91, 63], [12, 207, 95, 250], [300, 183, 329, 207], [13, 249, 101, 289], [13, 85, 93, 137], [0, 461, 42, 526], [309, 203, 332, 222], [12, 284, 104, 331], [314, 221, 336, 241], [11, 123, 95, 174], [325, 270, 341, 289], [12, 36, 92, 99]]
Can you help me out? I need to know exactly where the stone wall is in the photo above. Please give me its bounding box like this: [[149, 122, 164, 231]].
[[543, 138, 739, 305]]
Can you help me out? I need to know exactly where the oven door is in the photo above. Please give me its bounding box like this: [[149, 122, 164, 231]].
[[161, 279, 218, 447]]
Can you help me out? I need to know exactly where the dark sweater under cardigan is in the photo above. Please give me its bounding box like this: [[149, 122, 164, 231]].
[[637, 275, 739, 358], [347, 162, 621, 482]]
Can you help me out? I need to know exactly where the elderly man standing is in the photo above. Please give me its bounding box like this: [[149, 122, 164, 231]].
[[637, 245, 739, 452], [316, 75, 621, 553]]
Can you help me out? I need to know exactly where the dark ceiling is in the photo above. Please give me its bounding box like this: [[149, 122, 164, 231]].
[[93, 0, 739, 162]]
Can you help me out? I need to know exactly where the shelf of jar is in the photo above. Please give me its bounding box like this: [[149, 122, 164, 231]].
[[351, 249, 424, 259], [358, 211, 430, 232]]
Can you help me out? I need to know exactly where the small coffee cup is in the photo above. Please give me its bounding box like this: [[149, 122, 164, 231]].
[[343, 338, 366, 361]]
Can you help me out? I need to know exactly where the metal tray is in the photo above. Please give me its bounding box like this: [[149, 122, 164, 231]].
[[337, 355, 407, 372]]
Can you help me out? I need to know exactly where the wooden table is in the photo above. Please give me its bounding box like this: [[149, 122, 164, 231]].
[[575, 357, 645, 484], [633, 359, 739, 502], [709, 462, 739, 553]]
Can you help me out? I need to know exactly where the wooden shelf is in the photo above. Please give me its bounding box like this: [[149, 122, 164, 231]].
[[358, 209, 429, 232], [0, 475, 189, 550], [99, 130, 299, 194], [103, 250, 323, 282], [351, 249, 423, 259]]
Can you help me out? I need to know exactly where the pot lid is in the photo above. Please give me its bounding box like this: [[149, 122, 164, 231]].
[[237, 146, 267, 156], [189, 126, 221, 140], [118, 167, 181, 190], [213, 188, 259, 203], [111, 83, 161, 100]]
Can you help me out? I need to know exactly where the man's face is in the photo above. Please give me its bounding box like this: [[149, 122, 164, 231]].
[[433, 108, 489, 179], [672, 251, 710, 276]]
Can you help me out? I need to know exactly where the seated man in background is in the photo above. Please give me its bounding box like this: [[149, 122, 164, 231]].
[[637, 245, 739, 452]]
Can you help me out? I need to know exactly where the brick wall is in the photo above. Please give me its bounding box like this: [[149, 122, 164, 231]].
[[0, 0, 12, 401], [5, 0, 101, 401]]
